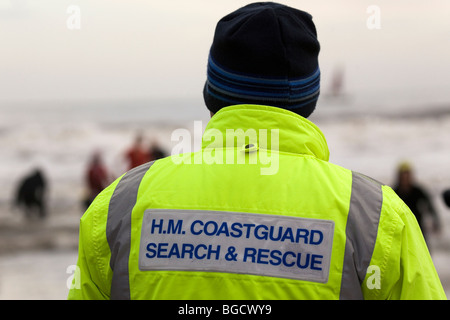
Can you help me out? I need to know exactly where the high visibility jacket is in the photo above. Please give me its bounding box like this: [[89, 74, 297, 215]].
[[68, 104, 446, 300]]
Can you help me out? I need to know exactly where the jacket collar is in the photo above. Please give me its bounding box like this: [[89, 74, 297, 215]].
[[202, 104, 329, 161]]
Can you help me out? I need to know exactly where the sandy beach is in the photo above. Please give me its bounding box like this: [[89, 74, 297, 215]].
[[0, 202, 80, 299]]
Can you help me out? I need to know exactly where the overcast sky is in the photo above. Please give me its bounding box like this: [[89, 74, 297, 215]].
[[1, 0, 449, 104]]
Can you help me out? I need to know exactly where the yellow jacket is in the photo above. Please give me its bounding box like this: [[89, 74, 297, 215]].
[[68, 104, 446, 300]]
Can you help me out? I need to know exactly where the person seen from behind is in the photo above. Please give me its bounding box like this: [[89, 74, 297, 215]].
[[68, 2, 446, 300], [84, 151, 109, 210], [393, 162, 441, 244], [443, 189, 450, 208], [14, 168, 47, 220], [125, 133, 149, 170]]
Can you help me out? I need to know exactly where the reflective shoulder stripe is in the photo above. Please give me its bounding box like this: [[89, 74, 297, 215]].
[[340, 171, 383, 300], [107, 161, 155, 300]]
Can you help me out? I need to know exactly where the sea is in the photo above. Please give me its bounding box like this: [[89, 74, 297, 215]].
[[1, 91, 450, 299]]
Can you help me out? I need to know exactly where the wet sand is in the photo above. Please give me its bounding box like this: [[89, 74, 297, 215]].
[[0, 204, 80, 256], [0, 203, 81, 299]]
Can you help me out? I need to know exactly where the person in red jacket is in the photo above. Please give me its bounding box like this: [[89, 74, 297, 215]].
[[85, 151, 109, 209], [125, 134, 149, 170]]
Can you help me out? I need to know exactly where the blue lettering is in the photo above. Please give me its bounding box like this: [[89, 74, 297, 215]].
[[151, 219, 163, 234], [269, 250, 282, 266], [254, 225, 268, 240], [242, 248, 324, 272], [311, 254, 323, 270], [167, 219, 183, 234], [190, 220, 203, 235], [310, 230, 323, 245], [269, 226, 282, 241], [230, 222, 243, 238], [207, 245, 221, 260], [194, 244, 207, 259], [145, 243, 222, 261], [281, 228, 295, 242], [182, 243, 194, 259], [168, 243, 180, 258], [282, 251, 295, 267], [243, 224, 256, 238], [243, 247, 257, 263], [256, 248, 269, 264], [296, 253, 310, 269], [146, 242, 157, 258], [157, 243, 168, 258], [204, 221, 218, 236], [216, 222, 230, 237], [296, 228, 309, 244]]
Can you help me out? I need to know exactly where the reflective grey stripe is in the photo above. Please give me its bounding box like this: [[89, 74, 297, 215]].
[[340, 172, 383, 300], [107, 161, 155, 300]]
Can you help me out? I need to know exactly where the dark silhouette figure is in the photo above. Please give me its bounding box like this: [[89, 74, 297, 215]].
[[148, 140, 167, 161], [443, 189, 450, 208], [330, 66, 345, 98], [15, 169, 47, 220], [394, 162, 440, 242], [84, 152, 109, 209]]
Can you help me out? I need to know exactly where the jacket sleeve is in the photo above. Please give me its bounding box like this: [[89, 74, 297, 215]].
[[67, 177, 122, 300], [363, 186, 447, 300]]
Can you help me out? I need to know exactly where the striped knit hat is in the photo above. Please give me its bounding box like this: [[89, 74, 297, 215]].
[[203, 2, 320, 118]]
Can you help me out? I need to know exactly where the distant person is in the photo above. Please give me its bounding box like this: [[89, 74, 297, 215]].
[[330, 66, 344, 97], [125, 134, 149, 170], [14, 168, 47, 220], [393, 162, 441, 242], [148, 140, 167, 161], [84, 152, 109, 209], [69, 3, 445, 300], [442, 189, 450, 208]]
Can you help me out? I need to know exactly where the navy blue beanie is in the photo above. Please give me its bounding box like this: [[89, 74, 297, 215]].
[[204, 2, 320, 118]]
